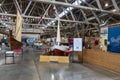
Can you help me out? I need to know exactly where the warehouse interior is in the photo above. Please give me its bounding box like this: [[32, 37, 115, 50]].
[[0, 0, 120, 80]]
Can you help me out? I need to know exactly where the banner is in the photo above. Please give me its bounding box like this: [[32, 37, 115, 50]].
[[73, 38, 82, 51], [108, 26, 120, 53], [15, 11, 23, 42]]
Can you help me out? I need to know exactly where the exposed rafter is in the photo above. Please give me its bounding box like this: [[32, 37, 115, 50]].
[[13, 0, 22, 14], [23, 1, 32, 15], [111, 0, 120, 12], [29, 0, 120, 15]]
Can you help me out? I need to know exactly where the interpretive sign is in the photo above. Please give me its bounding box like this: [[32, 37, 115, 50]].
[[73, 38, 82, 51]]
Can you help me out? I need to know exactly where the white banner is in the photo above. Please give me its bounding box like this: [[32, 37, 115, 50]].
[[73, 38, 82, 51]]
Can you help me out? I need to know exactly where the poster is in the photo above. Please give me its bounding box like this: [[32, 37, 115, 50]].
[[100, 27, 108, 36], [73, 38, 82, 51]]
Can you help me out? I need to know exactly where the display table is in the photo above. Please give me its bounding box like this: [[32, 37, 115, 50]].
[[5, 51, 14, 64]]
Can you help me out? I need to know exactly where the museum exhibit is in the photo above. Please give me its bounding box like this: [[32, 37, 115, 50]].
[[0, 0, 120, 80]]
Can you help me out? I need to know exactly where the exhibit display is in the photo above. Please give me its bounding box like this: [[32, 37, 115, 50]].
[[0, 0, 120, 79]]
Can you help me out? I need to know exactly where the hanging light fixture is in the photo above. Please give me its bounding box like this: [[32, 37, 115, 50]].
[[105, 3, 109, 7]]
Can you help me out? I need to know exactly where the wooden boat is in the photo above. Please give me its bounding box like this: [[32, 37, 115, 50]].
[[7, 30, 23, 51]]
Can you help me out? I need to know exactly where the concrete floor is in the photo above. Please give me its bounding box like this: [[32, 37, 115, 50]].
[[0, 47, 120, 80]]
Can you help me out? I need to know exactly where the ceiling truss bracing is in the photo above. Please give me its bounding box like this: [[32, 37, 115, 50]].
[[30, 0, 120, 14], [84, 1, 101, 24], [13, 0, 22, 14], [111, 0, 119, 12], [95, 0, 102, 9], [23, 1, 32, 15], [0, 0, 120, 35]]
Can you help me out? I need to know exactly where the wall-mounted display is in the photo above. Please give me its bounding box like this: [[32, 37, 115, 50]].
[[108, 26, 120, 53]]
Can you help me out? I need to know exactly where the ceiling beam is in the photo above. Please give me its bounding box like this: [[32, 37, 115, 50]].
[[111, 0, 120, 12], [13, 0, 22, 14], [84, 2, 101, 24], [95, 0, 102, 9], [23, 1, 32, 15], [80, 9, 88, 23], [38, 4, 51, 24], [22, 32, 41, 34], [0, 12, 98, 25], [29, 0, 120, 15], [28, 2, 36, 16], [65, 0, 75, 21]]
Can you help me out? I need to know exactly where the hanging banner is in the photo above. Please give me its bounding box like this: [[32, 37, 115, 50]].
[[15, 11, 23, 42], [73, 38, 82, 51]]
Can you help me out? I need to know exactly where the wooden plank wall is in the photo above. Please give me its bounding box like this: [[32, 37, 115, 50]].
[[79, 49, 120, 73]]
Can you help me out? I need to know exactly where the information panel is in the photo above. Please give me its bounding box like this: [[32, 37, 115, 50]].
[[73, 38, 82, 51], [108, 26, 120, 53]]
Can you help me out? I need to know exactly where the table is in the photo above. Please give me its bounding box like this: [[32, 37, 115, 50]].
[[5, 51, 14, 64]]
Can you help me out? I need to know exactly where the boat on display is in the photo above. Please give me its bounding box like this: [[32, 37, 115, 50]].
[[50, 19, 72, 56]]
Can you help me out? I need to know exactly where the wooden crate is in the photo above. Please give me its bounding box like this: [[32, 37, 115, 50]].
[[40, 55, 69, 63]]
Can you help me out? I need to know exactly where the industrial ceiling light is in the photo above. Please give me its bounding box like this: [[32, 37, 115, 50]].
[[105, 3, 109, 7], [5, 11, 7, 14]]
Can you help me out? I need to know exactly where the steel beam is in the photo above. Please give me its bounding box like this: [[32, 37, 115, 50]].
[[38, 4, 51, 24], [0, 21, 47, 26], [0, 13, 16, 16], [28, 2, 36, 15], [0, 0, 6, 13], [13, 0, 22, 14], [25, 2, 36, 24], [80, 9, 88, 23], [69, 9, 75, 21], [65, 0, 75, 21], [8, 5, 14, 13], [95, 0, 102, 9], [30, 0, 120, 15], [40, 3, 49, 24], [0, 12, 98, 25], [23, 1, 32, 15], [1, 6, 5, 12], [111, 0, 119, 12], [84, 2, 101, 24], [0, 7, 4, 13], [0, 0, 5, 6]]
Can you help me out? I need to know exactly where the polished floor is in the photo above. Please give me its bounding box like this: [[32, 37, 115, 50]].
[[0, 47, 120, 80]]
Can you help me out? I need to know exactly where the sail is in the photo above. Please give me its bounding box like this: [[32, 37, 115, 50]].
[[15, 11, 23, 42], [56, 19, 61, 45]]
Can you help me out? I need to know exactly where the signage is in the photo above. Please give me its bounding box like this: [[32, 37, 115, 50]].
[[73, 38, 82, 51], [108, 26, 120, 53]]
